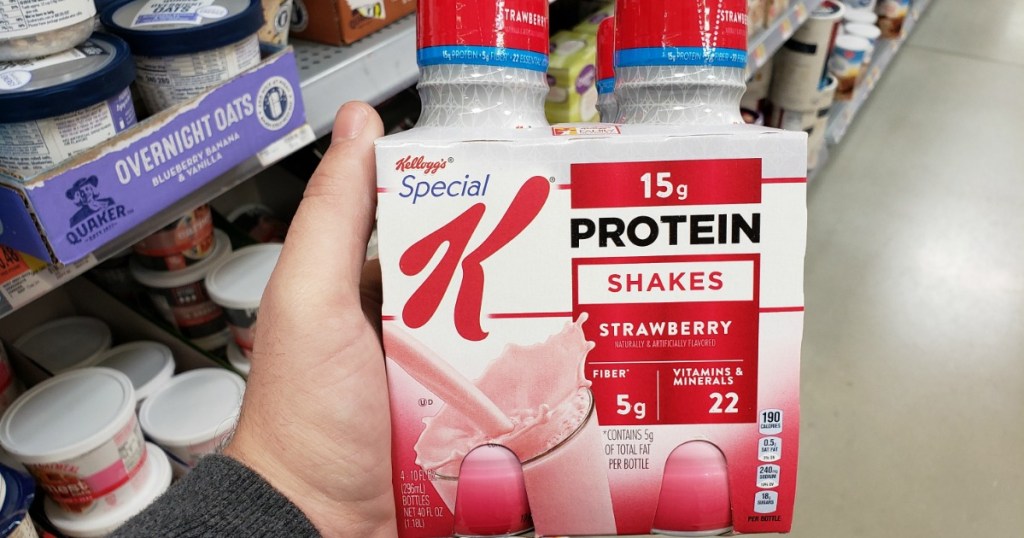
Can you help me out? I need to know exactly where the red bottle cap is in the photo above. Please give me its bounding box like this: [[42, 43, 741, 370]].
[[417, 0, 550, 72], [615, 0, 748, 68], [597, 16, 616, 92]]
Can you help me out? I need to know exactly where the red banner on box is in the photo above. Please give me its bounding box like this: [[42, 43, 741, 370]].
[[570, 158, 762, 209]]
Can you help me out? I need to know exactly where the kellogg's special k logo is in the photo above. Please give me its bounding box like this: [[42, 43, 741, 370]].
[[400, 176, 550, 341], [396, 155, 450, 175]]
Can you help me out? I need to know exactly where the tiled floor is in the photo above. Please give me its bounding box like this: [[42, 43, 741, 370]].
[[796, 0, 1024, 536]]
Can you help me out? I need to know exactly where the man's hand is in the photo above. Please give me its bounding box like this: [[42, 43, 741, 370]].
[[225, 102, 396, 537]]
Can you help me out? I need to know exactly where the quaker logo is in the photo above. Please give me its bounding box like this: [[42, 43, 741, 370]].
[[395, 155, 450, 175], [64, 175, 130, 246], [257, 76, 296, 131]]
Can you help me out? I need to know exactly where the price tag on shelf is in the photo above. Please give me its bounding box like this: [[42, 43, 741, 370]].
[[0, 247, 30, 285], [752, 44, 768, 67], [780, 18, 793, 36], [795, 2, 808, 20], [256, 124, 316, 167]]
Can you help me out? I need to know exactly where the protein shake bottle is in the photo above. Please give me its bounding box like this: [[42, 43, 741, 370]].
[[614, 0, 748, 125], [596, 16, 618, 123], [415, 0, 550, 129]]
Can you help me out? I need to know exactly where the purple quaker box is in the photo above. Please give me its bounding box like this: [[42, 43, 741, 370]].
[[0, 50, 306, 264]]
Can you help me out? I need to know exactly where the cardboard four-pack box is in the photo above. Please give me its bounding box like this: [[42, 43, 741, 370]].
[[376, 122, 807, 536], [289, 0, 416, 45]]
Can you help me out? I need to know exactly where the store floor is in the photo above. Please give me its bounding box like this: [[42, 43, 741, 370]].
[[796, 0, 1024, 536]]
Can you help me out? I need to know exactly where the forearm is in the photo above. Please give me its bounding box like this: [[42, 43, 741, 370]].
[[112, 455, 319, 537]]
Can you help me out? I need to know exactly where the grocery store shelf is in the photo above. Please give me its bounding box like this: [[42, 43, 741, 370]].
[[825, 0, 932, 145], [295, 15, 418, 138], [747, 0, 824, 79], [0, 18, 420, 320]]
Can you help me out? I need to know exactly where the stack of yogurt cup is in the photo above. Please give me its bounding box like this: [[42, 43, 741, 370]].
[[204, 244, 284, 377], [0, 368, 173, 537], [0, 9, 138, 180], [129, 207, 235, 355]]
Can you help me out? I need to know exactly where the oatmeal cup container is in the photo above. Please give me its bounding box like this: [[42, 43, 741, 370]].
[[0, 33, 137, 180], [101, 0, 264, 113], [44, 442, 171, 538], [130, 230, 233, 343], [0, 463, 38, 538], [132, 205, 216, 271], [139, 369, 245, 468], [13, 317, 112, 375], [0, 0, 96, 62], [204, 244, 283, 360], [0, 368, 147, 516], [94, 342, 177, 408]]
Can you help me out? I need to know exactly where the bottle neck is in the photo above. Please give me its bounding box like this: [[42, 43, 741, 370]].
[[416, 64, 550, 129], [615, 65, 746, 125]]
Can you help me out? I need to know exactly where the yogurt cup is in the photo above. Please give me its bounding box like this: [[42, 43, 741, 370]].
[[44, 443, 171, 538], [844, 22, 882, 64], [0, 368, 146, 515], [0, 0, 96, 62], [130, 230, 233, 342], [132, 205, 216, 271], [94, 342, 176, 406], [101, 0, 264, 113], [844, 9, 878, 26], [139, 369, 245, 468], [828, 34, 872, 101], [13, 317, 112, 375], [204, 244, 282, 359], [258, 0, 294, 46], [0, 34, 137, 180], [0, 463, 38, 538], [226, 341, 251, 377]]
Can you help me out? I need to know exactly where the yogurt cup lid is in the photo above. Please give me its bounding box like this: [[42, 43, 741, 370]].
[[0, 33, 135, 123], [844, 10, 878, 24], [44, 443, 171, 538], [226, 341, 250, 376], [835, 34, 872, 51], [0, 368, 136, 464], [13, 316, 112, 375], [129, 229, 232, 289], [139, 369, 245, 447], [845, 23, 882, 39], [95, 342, 177, 402], [205, 244, 282, 310], [0, 464, 35, 536], [102, 0, 263, 57]]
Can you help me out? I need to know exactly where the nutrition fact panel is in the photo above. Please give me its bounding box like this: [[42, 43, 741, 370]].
[[0, 0, 94, 37]]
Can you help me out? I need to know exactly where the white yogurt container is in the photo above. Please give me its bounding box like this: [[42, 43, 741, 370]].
[[0, 368, 146, 515], [101, 0, 265, 113], [0, 463, 38, 538], [843, 9, 878, 26], [139, 369, 245, 468], [44, 442, 172, 537], [94, 342, 177, 407], [205, 244, 282, 360], [13, 317, 112, 375], [226, 341, 251, 377], [0, 34, 137, 180], [130, 230, 233, 345], [0, 0, 96, 62], [844, 22, 882, 64]]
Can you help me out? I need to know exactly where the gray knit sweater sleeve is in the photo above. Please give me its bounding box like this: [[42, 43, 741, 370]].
[[111, 455, 320, 537]]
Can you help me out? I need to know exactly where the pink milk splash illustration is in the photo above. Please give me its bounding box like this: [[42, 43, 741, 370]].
[[384, 315, 617, 536]]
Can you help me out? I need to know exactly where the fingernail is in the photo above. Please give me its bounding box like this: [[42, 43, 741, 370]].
[[334, 103, 368, 141]]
